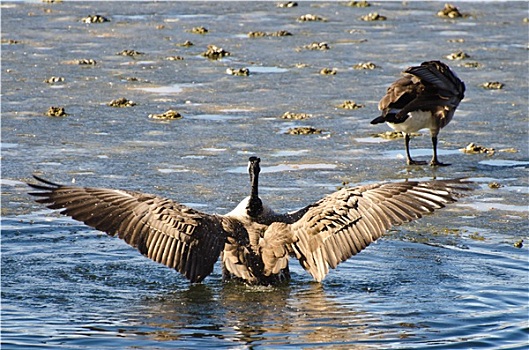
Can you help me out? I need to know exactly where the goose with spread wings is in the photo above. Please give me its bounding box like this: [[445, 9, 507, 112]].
[[371, 60, 465, 166], [28, 157, 471, 285]]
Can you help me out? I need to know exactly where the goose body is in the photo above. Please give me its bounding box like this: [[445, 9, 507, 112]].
[[28, 157, 471, 285], [371, 60, 465, 166]]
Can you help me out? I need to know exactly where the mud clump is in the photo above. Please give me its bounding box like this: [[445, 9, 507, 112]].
[[481, 82, 504, 89], [44, 76, 64, 84], [286, 126, 323, 135], [270, 30, 293, 37], [108, 98, 136, 108], [281, 111, 312, 120], [297, 14, 325, 22], [460, 142, 495, 155], [76, 59, 97, 65], [277, 1, 297, 8], [201, 45, 230, 60], [346, 1, 370, 7], [177, 40, 194, 47], [148, 110, 183, 120], [360, 12, 387, 21], [303, 42, 330, 51], [463, 62, 482, 68], [353, 62, 377, 70], [446, 51, 469, 60], [320, 68, 337, 75], [226, 68, 250, 76], [248, 30, 292, 38], [488, 182, 502, 189], [188, 26, 208, 34], [437, 4, 469, 18], [2, 39, 20, 44], [295, 63, 309, 68], [46, 106, 67, 117], [117, 50, 143, 56], [338, 100, 364, 109], [81, 15, 110, 23], [248, 31, 267, 38]]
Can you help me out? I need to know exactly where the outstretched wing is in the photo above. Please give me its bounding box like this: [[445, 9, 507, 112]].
[[289, 179, 471, 282], [28, 175, 227, 283]]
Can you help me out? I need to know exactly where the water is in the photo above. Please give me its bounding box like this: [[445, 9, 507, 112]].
[[2, 1, 528, 349]]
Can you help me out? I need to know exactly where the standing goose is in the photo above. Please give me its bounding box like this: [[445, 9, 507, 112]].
[[28, 157, 471, 285], [371, 60, 465, 166]]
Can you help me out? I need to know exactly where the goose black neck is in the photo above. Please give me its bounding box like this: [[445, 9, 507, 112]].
[[248, 156, 263, 217]]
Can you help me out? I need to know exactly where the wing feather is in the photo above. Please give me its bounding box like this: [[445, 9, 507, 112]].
[[290, 179, 471, 282], [378, 75, 418, 113], [405, 61, 464, 99], [28, 175, 227, 283], [375, 61, 465, 125]]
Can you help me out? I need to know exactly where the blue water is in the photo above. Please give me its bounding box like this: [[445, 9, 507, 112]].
[[2, 1, 528, 349]]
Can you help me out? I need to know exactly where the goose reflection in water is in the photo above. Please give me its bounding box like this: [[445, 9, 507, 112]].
[[129, 282, 380, 348]]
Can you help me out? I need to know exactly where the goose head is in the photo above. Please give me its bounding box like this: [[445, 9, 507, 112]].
[[226, 157, 277, 222]]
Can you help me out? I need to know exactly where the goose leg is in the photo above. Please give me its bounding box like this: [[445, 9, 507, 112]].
[[405, 133, 426, 165], [430, 135, 450, 167]]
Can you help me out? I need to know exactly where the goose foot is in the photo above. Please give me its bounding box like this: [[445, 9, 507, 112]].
[[430, 160, 451, 167], [407, 159, 427, 166]]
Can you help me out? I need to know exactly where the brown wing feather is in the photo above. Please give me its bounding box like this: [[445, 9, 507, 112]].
[[378, 75, 420, 113], [260, 222, 297, 276], [375, 61, 465, 127], [289, 179, 471, 282], [220, 218, 259, 284], [221, 219, 292, 285], [397, 61, 465, 121], [405, 61, 465, 101], [28, 175, 227, 283]]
